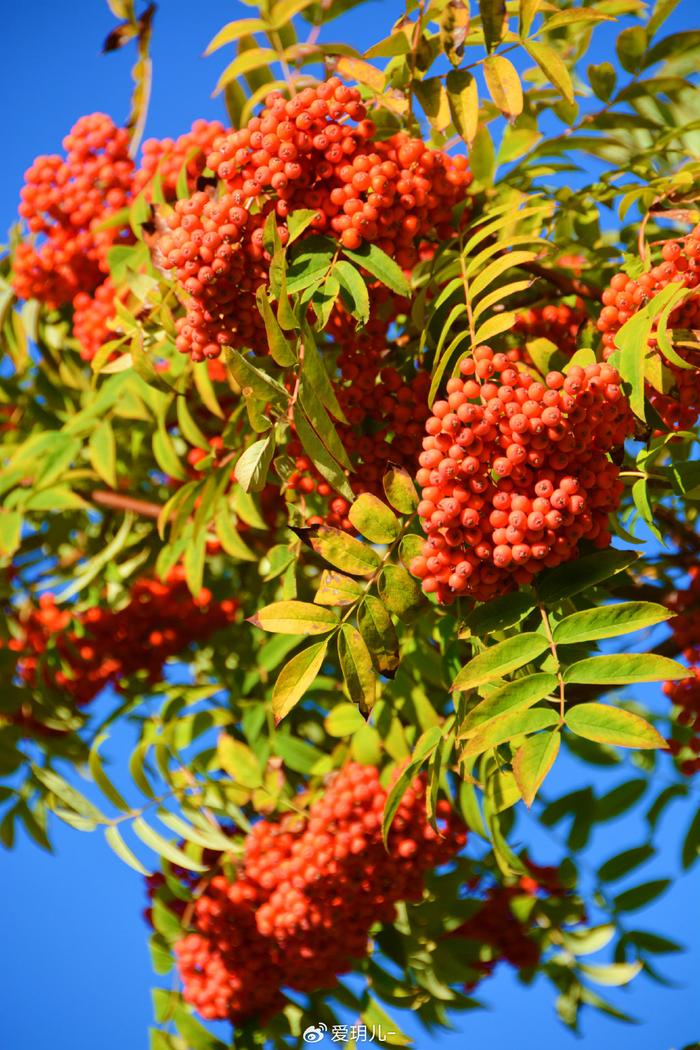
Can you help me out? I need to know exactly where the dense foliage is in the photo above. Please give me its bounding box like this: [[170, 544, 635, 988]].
[[2, 0, 700, 1047]]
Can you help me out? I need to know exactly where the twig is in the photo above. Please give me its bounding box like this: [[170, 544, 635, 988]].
[[518, 260, 602, 302]]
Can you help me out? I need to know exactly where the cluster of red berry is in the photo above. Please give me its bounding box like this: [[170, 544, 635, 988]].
[[597, 229, 700, 429], [13, 114, 134, 309], [514, 301, 586, 358], [448, 862, 567, 986], [175, 762, 466, 1024], [409, 346, 632, 604], [155, 78, 471, 361], [665, 671, 700, 776], [666, 566, 700, 663], [134, 119, 226, 201], [10, 566, 237, 705], [13, 114, 229, 360]]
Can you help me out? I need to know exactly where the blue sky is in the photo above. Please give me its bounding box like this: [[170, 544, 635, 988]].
[[3, 2, 700, 1049]]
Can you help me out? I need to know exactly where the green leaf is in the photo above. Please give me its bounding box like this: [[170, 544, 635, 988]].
[[459, 673, 558, 737], [348, 492, 400, 544], [89, 419, 117, 488], [214, 47, 279, 95], [553, 602, 673, 644], [287, 208, 319, 244], [0, 510, 22, 557], [512, 729, 560, 806], [562, 924, 616, 956], [588, 61, 617, 100], [176, 397, 210, 451], [214, 506, 257, 561], [383, 466, 419, 516], [293, 406, 354, 502], [205, 17, 267, 55], [459, 591, 535, 636], [131, 818, 208, 871], [616, 25, 648, 73], [153, 427, 186, 481], [172, 1004, 228, 1050], [105, 825, 152, 876], [480, 0, 506, 52], [625, 930, 682, 954], [609, 281, 683, 419], [250, 600, 339, 635], [306, 525, 381, 576], [89, 736, 130, 811], [224, 347, 288, 404], [681, 804, 700, 869], [452, 633, 550, 692], [273, 734, 331, 775], [335, 260, 370, 325], [382, 727, 443, 844], [536, 549, 639, 603], [314, 569, 365, 606], [598, 845, 655, 882], [272, 639, 328, 723], [563, 653, 692, 685], [446, 69, 479, 146], [565, 703, 668, 750], [341, 241, 411, 297], [234, 434, 275, 493], [255, 287, 297, 366], [338, 624, 376, 713], [217, 734, 263, 789], [325, 701, 366, 736], [613, 879, 670, 912], [524, 40, 575, 104], [461, 708, 559, 757], [32, 767, 106, 823], [357, 595, 400, 677], [377, 564, 424, 621], [580, 961, 642, 986], [597, 779, 647, 821], [469, 122, 496, 185]]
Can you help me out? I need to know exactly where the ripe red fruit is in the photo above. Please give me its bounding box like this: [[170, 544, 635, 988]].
[[410, 346, 633, 604], [597, 226, 700, 430], [174, 762, 466, 1024]]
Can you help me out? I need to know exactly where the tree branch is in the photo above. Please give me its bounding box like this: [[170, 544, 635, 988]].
[[518, 260, 603, 303], [91, 489, 163, 520]]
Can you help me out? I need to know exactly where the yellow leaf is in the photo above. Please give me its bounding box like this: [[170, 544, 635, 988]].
[[483, 55, 523, 120]]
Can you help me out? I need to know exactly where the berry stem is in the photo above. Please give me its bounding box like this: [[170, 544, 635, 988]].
[[539, 604, 566, 723]]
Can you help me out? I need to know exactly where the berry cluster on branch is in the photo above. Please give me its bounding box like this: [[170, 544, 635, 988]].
[[409, 346, 632, 604], [174, 762, 466, 1024], [156, 78, 471, 361], [597, 228, 700, 430], [9, 567, 237, 706]]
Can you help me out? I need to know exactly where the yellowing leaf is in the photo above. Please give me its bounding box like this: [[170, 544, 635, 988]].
[[524, 40, 575, 104], [250, 600, 339, 635], [483, 55, 523, 119], [272, 640, 329, 723], [337, 56, 385, 93]]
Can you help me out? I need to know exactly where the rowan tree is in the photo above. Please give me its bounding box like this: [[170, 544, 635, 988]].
[[1, 1, 700, 1047]]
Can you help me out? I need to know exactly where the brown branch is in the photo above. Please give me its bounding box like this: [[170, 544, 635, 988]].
[[91, 489, 163, 520], [518, 260, 603, 302]]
